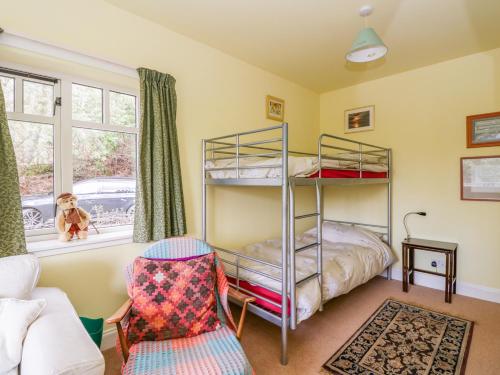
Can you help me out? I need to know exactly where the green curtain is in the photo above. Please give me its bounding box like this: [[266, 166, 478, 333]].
[[0, 84, 27, 257], [133, 68, 186, 242]]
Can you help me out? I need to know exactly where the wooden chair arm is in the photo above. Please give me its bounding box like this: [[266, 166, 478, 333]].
[[228, 287, 256, 304], [228, 287, 255, 339], [106, 299, 133, 362], [106, 299, 133, 324]]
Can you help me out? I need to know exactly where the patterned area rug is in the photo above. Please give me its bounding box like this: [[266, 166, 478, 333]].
[[323, 299, 473, 375]]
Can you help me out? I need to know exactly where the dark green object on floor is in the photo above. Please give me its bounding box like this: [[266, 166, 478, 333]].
[[80, 317, 104, 348]]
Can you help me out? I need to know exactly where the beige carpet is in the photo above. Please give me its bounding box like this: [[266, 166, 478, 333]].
[[103, 277, 500, 374]]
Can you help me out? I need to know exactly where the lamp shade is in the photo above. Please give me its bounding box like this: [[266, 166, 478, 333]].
[[346, 27, 387, 63]]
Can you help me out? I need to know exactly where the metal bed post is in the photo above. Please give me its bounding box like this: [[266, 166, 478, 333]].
[[236, 134, 240, 179], [315, 179, 323, 312], [280, 123, 289, 365], [202, 139, 207, 241], [288, 181, 297, 330], [358, 143, 363, 178], [386, 148, 393, 280], [318, 134, 323, 178], [317, 135, 324, 311]]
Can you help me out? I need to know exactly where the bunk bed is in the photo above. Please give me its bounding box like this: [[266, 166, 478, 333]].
[[201, 123, 393, 365]]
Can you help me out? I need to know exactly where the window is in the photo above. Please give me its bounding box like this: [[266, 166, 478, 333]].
[[0, 76, 14, 112], [2, 67, 138, 237]]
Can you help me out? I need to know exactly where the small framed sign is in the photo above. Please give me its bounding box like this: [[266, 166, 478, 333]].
[[466, 111, 500, 148], [461, 155, 500, 201], [345, 106, 374, 133], [266, 95, 285, 122]]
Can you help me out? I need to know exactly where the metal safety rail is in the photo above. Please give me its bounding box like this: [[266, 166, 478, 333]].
[[201, 123, 392, 365], [317, 133, 391, 182]]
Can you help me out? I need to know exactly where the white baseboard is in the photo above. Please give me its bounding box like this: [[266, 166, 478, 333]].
[[101, 327, 117, 351], [391, 268, 500, 304]]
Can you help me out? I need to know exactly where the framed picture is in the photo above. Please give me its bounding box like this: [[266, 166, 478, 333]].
[[461, 155, 500, 201], [466, 111, 500, 148], [345, 106, 374, 133], [266, 95, 284, 122]]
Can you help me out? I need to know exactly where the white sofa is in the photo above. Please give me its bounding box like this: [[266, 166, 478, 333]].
[[0, 254, 105, 375]]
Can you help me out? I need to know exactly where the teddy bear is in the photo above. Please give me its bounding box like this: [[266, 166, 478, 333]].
[[55, 192, 91, 242]]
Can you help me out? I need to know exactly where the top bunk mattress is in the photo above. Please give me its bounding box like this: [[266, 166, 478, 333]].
[[205, 155, 388, 179]]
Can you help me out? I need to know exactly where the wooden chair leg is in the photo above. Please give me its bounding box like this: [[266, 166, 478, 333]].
[[116, 322, 129, 362], [236, 301, 249, 340]]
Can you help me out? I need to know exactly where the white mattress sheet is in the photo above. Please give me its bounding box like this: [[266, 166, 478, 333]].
[[220, 230, 393, 323], [206, 155, 387, 179]]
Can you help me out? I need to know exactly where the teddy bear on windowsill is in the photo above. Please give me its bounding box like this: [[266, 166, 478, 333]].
[[56, 192, 91, 242]]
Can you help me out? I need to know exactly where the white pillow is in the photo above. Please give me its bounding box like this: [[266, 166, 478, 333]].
[[337, 152, 384, 164], [305, 222, 394, 267], [0, 298, 46, 374], [0, 255, 40, 299], [305, 221, 377, 244]]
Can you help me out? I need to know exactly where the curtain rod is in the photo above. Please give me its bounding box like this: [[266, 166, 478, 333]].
[[0, 30, 139, 79], [0, 66, 58, 84]]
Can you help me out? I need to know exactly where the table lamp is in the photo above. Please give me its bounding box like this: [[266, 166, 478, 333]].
[[403, 211, 426, 240]]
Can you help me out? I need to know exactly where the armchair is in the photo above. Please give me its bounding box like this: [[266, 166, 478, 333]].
[[107, 238, 255, 375]]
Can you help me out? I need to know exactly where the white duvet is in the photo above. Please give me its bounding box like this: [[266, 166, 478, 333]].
[[206, 155, 387, 179], [220, 222, 394, 323]]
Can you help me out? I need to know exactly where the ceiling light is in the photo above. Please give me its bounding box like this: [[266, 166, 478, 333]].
[[346, 5, 388, 63]]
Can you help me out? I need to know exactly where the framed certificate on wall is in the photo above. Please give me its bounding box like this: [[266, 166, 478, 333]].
[[461, 156, 500, 201]]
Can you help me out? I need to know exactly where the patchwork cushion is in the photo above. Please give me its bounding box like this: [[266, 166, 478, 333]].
[[123, 326, 253, 375], [128, 254, 220, 344]]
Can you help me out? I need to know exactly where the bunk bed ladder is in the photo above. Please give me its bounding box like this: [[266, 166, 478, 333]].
[[288, 179, 323, 331]]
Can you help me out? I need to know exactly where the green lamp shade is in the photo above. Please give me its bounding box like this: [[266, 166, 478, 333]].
[[346, 27, 387, 63]]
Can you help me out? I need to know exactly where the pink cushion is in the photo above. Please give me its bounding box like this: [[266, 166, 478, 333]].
[[127, 254, 220, 344]]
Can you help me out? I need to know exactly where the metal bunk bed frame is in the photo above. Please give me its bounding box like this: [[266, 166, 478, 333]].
[[201, 123, 392, 365]]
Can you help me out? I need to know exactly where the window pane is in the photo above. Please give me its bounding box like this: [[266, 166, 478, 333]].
[[23, 80, 54, 116], [1, 76, 14, 112], [72, 128, 136, 228], [110, 91, 136, 127], [9, 120, 54, 230], [72, 83, 102, 123]]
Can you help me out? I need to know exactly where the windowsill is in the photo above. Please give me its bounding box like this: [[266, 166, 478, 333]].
[[27, 230, 133, 257]]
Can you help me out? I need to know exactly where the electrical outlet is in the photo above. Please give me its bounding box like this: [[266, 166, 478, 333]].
[[431, 259, 444, 268]]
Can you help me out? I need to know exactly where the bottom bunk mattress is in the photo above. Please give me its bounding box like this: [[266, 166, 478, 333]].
[[221, 222, 394, 324]]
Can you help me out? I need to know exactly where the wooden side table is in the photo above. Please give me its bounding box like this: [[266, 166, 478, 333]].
[[402, 238, 458, 303]]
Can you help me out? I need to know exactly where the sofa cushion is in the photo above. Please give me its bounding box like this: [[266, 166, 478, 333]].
[[0, 298, 46, 375], [20, 288, 104, 375], [0, 254, 40, 299], [127, 254, 220, 345]]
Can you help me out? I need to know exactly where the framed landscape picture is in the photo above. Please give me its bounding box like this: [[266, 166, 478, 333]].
[[266, 95, 285, 122], [466, 111, 500, 148], [461, 155, 500, 201], [345, 106, 374, 133]]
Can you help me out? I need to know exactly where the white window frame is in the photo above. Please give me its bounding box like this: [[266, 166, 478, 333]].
[[3, 70, 62, 237], [1, 61, 139, 248]]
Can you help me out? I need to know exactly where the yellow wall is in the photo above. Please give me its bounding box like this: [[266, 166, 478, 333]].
[[2, 0, 499, 329], [320, 48, 500, 289], [1, 0, 319, 323]]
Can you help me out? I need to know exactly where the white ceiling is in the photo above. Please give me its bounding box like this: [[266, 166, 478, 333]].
[[105, 0, 500, 93]]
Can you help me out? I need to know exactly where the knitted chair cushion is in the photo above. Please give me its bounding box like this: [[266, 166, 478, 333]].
[[127, 254, 220, 345], [123, 325, 253, 375]]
